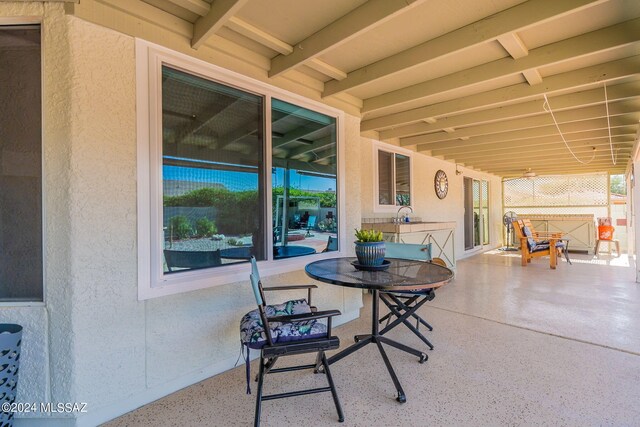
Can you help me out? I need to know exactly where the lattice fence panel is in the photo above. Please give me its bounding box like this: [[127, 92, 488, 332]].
[[504, 173, 608, 207]]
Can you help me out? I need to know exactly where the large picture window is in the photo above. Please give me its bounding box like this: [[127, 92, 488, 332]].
[[137, 41, 343, 298], [161, 66, 266, 273]]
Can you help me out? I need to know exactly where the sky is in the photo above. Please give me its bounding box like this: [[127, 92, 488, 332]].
[[163, 165, 335, 192]]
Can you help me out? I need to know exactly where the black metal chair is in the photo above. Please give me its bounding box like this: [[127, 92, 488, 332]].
[[378, 242, 437, 350], [240, 256, 344, 427]]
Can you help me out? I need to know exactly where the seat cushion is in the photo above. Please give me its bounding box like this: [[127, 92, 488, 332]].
[[521, 226, 538, 251], [529, 240, 565, 253], [240, 299, 327, 349]]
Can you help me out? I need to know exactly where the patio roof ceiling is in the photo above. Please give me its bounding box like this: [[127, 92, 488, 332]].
[[77, 0, 640, 176]]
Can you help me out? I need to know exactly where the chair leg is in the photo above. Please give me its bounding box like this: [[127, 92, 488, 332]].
[[256, 356, 278, 381], [254, 357, 265, 427], [321, 352, 344, 423], [314, 351, 323, 373]]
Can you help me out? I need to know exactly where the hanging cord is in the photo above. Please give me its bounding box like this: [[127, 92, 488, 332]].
[[543, 94, 596, 165], [604, 82, 618, 165]]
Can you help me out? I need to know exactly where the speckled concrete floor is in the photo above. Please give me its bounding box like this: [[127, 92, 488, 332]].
[[106, 252, 640, 426]]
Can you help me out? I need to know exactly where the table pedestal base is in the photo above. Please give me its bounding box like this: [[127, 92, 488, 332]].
[[326, 290, 427, 403]]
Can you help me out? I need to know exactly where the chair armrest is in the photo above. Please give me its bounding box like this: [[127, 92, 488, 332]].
[[268, 309, 342, 334], [263, 284, 318, 305], [263, 285, 318, 291], [268, 309, 341, 323], [534, 231, 565, 238]]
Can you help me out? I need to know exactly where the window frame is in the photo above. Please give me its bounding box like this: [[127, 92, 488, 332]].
[[372, 140, 413, 213], [136, 40, 345, 300]]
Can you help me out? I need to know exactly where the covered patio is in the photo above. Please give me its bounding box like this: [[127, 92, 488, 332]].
[[2, 1, 640, 426], [107, 251, 640, 426]]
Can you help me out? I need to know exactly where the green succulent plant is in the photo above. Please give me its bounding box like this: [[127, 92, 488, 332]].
[[354, 228, 384, 243]]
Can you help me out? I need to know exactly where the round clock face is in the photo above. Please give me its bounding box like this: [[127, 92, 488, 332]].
[[435, 170, 448, 199]]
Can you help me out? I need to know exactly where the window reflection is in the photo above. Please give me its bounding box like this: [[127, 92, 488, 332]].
[[395, 154, 410, 206], [161, 66, 265, 273], [272, 99, 338, 259]]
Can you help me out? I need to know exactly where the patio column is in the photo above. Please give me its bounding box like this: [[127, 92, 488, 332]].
[[633, 161, 640, 282]]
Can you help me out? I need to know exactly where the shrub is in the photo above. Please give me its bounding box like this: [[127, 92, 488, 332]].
[[169, 215, 193, 240], [195, 217, 217, 237]]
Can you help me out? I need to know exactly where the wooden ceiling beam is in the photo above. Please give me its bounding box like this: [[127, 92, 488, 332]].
[[497, 33, 529, 59], [287, 136, 335, 159], [379, 80, 640, 139], [483, 160, 627, 174], [324, 0, 604, 97], [225, 16, 292, 55], [169, 0, 210, 16], [437, 138, 634, 160], [415, 115, 639, 150], [273, 124, 332, 148], [490, 163, 627, 175], [522, 69, 543, 86], [363, 18, 640, 114], [362, 55, 640, 131], [192, 0, 249, 49], [464, 150, 631, 168], [444, 140, 633, 163], [269, 0, 425, 78], [423, 127, 636, 155], [401, 99, 640, 146]]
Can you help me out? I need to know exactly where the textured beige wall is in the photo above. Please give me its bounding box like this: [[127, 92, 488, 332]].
[[360, 137, 503, 257], [1, 5, 363, 425], [0, 2, 70, 418]]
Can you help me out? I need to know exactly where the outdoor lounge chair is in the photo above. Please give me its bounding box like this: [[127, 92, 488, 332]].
[[512, 220, 565, 269], [322, 236, 338, 252], [240, 256, 344, 426], [378, 242, 437, 350]]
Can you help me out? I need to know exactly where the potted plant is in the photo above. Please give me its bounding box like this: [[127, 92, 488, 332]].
[[354, 229, 385, 266]]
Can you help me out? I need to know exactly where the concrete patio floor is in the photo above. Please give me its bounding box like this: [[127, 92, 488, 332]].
[[106, 251, 640, 426]]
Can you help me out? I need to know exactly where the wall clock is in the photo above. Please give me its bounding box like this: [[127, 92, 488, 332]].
[[434, 170, 448, 199]]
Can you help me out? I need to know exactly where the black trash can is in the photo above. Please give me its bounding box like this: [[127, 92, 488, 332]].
[[0, 324, 22, 427]]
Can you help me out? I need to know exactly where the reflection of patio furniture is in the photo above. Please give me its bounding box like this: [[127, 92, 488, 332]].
[[305, 215, 317, 237], [164, 249, 222, 272], [221, 245, 316, 260], [242, 256, 344, 426], [273, 245, 316, 259], [218, 246, 255, 260], [322, 236, 338, 252]]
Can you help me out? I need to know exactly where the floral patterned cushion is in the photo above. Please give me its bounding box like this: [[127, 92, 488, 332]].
[[240, 299, 327, 349]]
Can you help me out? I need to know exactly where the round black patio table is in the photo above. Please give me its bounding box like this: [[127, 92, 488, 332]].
[[305, 257, 453, 403]]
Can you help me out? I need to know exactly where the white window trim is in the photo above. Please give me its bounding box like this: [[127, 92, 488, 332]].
[[372, 140, 414, 213], [136, 39, 346, 300]]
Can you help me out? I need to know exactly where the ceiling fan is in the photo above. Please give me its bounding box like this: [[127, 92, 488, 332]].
[[503, 168, 537, 181]]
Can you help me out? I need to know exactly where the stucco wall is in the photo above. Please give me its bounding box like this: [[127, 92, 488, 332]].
[[359, 137, 503, 257], [2, 4, 363, 426]]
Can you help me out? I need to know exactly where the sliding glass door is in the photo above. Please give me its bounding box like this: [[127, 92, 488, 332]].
[[464, 177, 489, 251]]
